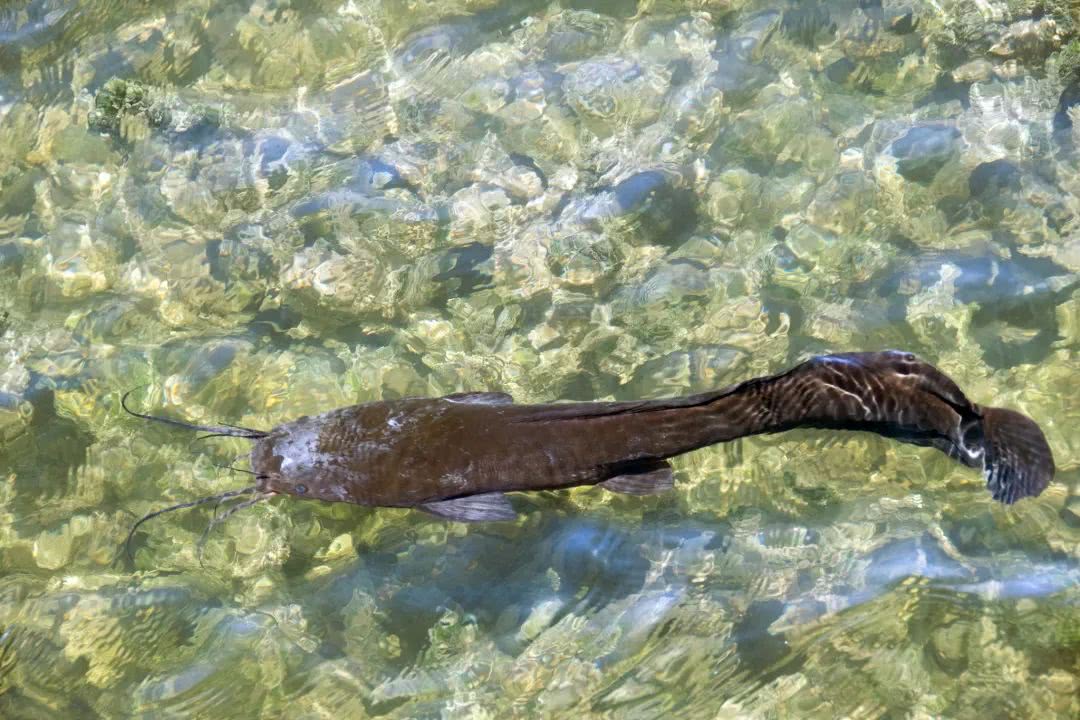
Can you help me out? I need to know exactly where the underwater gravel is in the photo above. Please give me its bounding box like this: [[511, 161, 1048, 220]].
[[0, 0, 1078, 717]]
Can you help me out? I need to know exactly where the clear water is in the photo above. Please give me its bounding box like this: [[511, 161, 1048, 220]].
[[1, 0, 1078, 717]]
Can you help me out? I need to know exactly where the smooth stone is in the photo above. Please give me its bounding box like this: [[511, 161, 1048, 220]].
[[888, 124, 962, 183], [929, 622, 971, 675], [708, 50, 776, 107], [779, 2, 836, 49], [1053, 80, 1080, 133], [968, 159, 1021, 199], [582, 170, 697, 245], [826, 57, 856, 84]]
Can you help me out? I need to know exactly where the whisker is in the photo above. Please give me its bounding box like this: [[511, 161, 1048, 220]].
[[194, 433, 254, 442], [212, 463, 264, 478], [122, 388, 268, 440], [219, 422, 265, 433], [210, 485, 266, 523], [202, 490, 256, 553], [196, 493, 276, 567], [122, 485, 259, 563]]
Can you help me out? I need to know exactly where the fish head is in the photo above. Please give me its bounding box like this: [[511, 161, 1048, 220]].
[[249, 415, 357, 502]]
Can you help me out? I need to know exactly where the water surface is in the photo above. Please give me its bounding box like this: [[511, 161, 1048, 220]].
[[0, 0, 1078, 717]]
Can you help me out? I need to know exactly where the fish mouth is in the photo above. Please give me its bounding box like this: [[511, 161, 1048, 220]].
[[251, 436, 284, 477]]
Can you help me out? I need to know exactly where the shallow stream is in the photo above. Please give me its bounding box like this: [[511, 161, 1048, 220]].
[[0, 1, 1078, 717]]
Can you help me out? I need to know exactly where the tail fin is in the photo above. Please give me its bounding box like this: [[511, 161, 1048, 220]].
[[980, 406, 1054, 504]]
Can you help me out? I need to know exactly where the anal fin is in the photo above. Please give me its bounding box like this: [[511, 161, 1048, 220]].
[[419, 492, 518, 522], [599, 460, 675, 496]]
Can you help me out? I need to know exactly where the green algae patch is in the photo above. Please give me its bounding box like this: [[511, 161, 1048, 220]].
[[88, 78, 171, 139]]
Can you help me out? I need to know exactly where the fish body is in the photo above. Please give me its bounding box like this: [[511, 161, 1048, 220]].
[[248, 351, 1054, 520]]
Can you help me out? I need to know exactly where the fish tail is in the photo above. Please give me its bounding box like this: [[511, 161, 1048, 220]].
[[979, 406, 1054, 504]]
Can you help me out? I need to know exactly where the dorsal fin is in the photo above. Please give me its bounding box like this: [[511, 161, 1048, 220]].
[[443, 392, 514, 405]]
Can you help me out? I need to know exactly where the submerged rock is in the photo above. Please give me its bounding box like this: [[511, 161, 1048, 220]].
[[1053, 79, 1080, 133], [0, 390, 32, 443], [968, 158, 1022, 198], [610, 258, 718, 338], [623, 344, 749, 398], [537, 10, 619, 62], [562, 57, 670, 133], [4, 0, 1080, 714], [779, 1, 836, 50], [579, 169, 698, 246], [546, 230, 622, 288], [887, 124, 963, 183], [0, 241, 24, 281], [967, 159, 1023, 219], [989, 17, 1062, 61], [869, 245, 1076, 367], [708, 41, 777, 109]]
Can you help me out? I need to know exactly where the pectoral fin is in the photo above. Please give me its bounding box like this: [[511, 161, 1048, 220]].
[[599, 460, 675, 496], [419, 492, 518, 522], [443, 392, 514, 405]]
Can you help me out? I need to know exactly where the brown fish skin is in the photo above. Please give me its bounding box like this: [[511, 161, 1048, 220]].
[[248, 350, 1055, 519]]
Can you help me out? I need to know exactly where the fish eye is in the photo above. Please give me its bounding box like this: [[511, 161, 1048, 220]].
[[295, 484, 308, 494]]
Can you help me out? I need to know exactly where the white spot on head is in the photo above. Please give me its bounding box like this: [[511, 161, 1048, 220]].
[[276, 420, 335, 480]]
